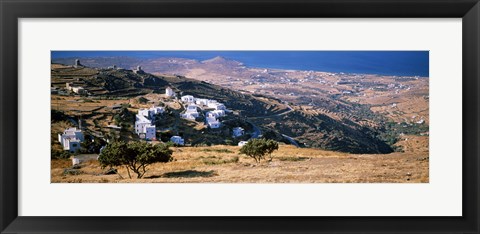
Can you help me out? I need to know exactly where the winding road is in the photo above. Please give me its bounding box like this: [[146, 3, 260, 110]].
[[281, 134, 300, 147], [246, 120, 262, 140]]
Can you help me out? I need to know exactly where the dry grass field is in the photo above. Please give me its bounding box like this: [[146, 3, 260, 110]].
[[51, 143, 428, 183]]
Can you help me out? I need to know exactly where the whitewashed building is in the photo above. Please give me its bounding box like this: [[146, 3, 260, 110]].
[[135, 115, 151, 135], [71, 86, 87, 95], [206, 110, 225, 119], [195, 98, 209, 106], [138, 109, 150, 118], [170, 136, 184, 145], [165, 87, 175, 97], [134, 65, 143, 74], [182, 105, 199, 120], [181, 95, 195, 103], [72, 158, 81, 165], [211, 110, 225, 117], [207, 101, 226, 110], [208, 121, 221, 129], [66, 82, 87, 95], [206, 117, 221, 129], [186, 104, 198, 113], [58, 127, 84, 153], [206, 100, 218, 107], [233, 127, 245, 137], [238, 141, 248, 147], [205, 111, 216, 118], [138, 106, 164, 120], [135, 112, 157, 140], [144, 124, 156, 140], [181, 113, 198, 120]]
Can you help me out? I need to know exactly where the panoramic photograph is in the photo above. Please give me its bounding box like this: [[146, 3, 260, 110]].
[[50, 51, 429, 183]]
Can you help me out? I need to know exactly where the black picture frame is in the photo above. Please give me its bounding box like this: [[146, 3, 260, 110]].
[[1, 0, 479, 233]]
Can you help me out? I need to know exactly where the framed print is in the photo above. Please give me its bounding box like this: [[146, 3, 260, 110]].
[[1, 0, 479, 233]]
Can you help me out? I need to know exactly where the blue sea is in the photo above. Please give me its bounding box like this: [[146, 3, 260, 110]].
[[51, 51, 429, 77]]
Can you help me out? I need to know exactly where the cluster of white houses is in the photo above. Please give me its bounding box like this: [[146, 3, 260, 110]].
[[133, 105, 186, 145], [58, 127, 84, 153], [180, 95, 228, 129], [57, 87, 247, 153], [134, 106, 164, 140]]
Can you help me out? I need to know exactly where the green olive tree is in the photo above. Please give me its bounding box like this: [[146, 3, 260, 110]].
[[98, 141, 173, 179], [239, 138, 279, 163]]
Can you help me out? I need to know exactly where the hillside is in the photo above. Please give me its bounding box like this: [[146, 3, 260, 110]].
[[51, 63, 395, 154]]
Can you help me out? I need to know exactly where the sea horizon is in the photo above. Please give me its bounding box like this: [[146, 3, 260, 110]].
[[51, 51, 429, 77]]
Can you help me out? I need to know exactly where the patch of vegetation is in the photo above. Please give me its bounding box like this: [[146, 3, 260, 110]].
[[137, 97, 149, 104], [51, 110, 69, 122], [80, 98, 96, 103], [377, 121, 429, 151], [63, 168, 83, 176], [201, 148, 233, 153], [161, 170, 217, 178], [80, 135, 106, 154], [113, 107, 135, 130], [51, 147, 72, 159], [277, 156, 309, 162], [202, 156, 239, 165]]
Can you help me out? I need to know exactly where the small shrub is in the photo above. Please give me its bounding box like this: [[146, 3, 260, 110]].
[[239, 138, 279, 163], [63, 168, 82, 176], [51, 148, 72, 159]]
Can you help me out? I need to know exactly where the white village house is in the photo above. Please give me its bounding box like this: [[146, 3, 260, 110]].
[[206, 110, 225, 118], [133, 65, 143, 74], [206, 117, 221, 129], [135, 114, 156, 140], [66, 82, 87, 95], [71, 86, 86, 95], [170, 136, 184, 145], [165, 87, 175, 97], [58, 127, 84, 153], [207, 101, 226, 110], [135, 106, 163, 140], [232, 127, 245, 137], [195, 98, 209, 106], [181, 95, 195, 103], [138, 106, 164, 120], [238, 141, 248, 147], [182, 104, 200, 120]]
